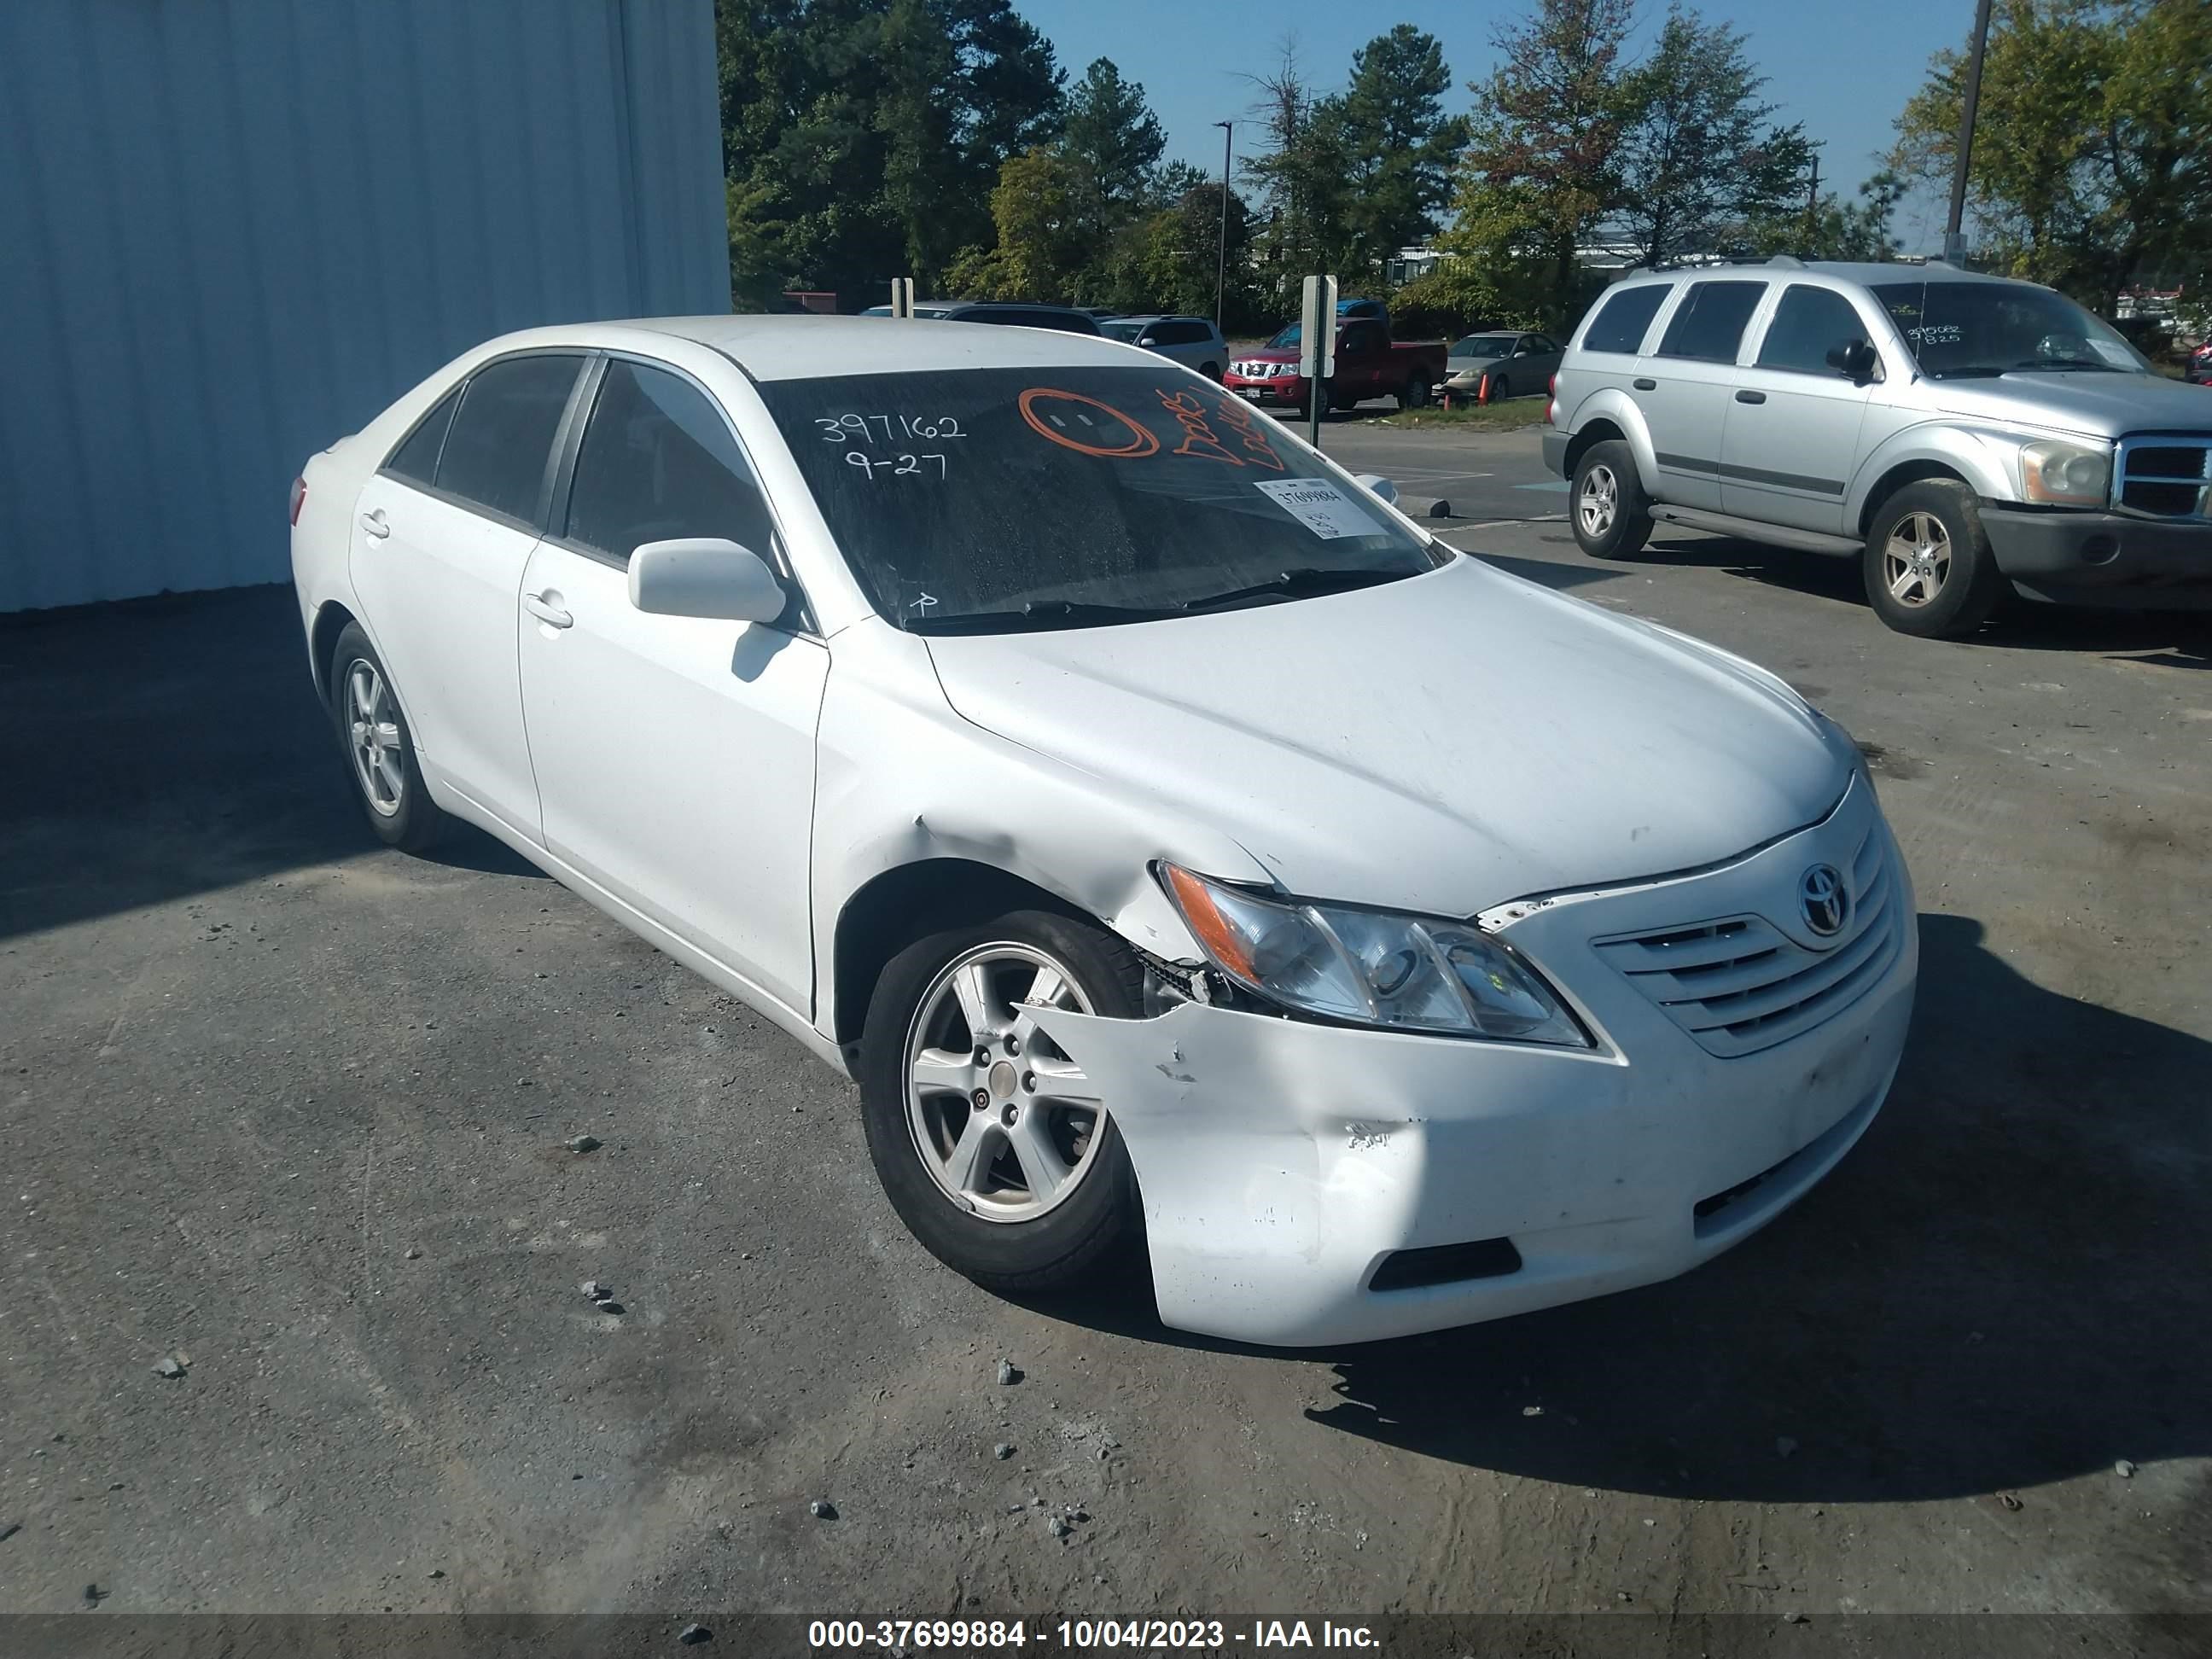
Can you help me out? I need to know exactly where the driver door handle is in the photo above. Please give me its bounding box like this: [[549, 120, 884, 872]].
[[523, 591, 573, 630], [358, 509, 390, 539]]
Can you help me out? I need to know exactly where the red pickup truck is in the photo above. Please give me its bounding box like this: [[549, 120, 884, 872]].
[[1224, 314, 1448, 414]]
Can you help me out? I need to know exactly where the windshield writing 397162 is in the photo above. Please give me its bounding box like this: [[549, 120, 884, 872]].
[[818, 411, 966, 482]]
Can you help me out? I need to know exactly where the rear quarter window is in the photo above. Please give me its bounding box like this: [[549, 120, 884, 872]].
[[1580, 286, 1670, 355]]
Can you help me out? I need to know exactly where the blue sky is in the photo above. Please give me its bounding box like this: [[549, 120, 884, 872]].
[[1020, 0, 1972, 252]]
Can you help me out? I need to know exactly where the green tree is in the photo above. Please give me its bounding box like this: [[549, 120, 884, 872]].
[[1447, 0, 1639, 331], [1334, 27, 1468, 280], [1611, 6, 1812, 265], [946, 145, 1086, 300], [1894, 0, 2212, 309], [1241, 42, 1354, 314], [714, 0, 1065, 306], [1742, 166, 1905, 261], [1063, 57, 1167, 238]]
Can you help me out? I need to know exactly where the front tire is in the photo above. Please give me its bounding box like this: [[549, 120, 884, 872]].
[[859, 911, 1144, 1292], [1570, 439, 1653, 559], [1491, 375, 1511, 402], [328, 622, 446, 852], [1861, 479, 2004, 637]]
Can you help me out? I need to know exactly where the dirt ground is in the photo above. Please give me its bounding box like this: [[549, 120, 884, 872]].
[[3, 468, 2207, 1648]]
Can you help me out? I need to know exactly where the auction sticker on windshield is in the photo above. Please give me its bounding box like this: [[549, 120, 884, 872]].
[[1252, 477, 1377, 539]]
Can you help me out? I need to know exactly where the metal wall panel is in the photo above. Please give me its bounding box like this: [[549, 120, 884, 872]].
[[0, 0, 728, 613]]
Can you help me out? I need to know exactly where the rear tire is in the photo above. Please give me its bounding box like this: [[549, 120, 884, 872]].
[[1399, 378, 1431, 410], [1569, 439, 1653, 560], [328, 622, 446, 852], [859, 910, 1145, 1293], [1861, 479, 2004, 638], [1201, 362, 1223, 381]]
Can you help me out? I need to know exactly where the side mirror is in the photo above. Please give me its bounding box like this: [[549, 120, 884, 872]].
[[1138, 335, 1158, 347], [1353, 473, 1400, 504], [629, 538, 785, 624], [1826, 339, 1879, 381]]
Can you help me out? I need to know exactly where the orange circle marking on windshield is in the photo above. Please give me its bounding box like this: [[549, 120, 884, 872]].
[[1018, 388, 1160, 457]]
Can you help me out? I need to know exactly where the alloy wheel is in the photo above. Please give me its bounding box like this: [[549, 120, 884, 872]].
[[1579, 463, 1619, 538], [345, 660, 405, 817], [904, 945, 1105, 1223], [1883, 511, 1952, 608]]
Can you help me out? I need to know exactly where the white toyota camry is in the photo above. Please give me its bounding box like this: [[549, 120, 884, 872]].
[[290, 317, 1917, 1347]]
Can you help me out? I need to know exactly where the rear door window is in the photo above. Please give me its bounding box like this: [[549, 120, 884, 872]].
[[1656, 282, 1767, 364], [1580, 285, 1668, 354], [436, 354, 584, 525]]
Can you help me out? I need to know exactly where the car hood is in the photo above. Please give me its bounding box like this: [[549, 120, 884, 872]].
[[1236, 347, 1300, 365], [922, 558, 1848, 918], [1447, 353, 1511, 374], [1924, 371, 2212, 438]]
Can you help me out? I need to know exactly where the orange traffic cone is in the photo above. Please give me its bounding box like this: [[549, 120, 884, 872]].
[[1476, 372, 1492, 405]]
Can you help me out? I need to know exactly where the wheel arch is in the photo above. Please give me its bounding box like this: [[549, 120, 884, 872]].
[[1560, 387, 1656, 492], [309, 599, 358, 707], [832, 859, 1094, 1051], [1854, 459, 1973, 538]]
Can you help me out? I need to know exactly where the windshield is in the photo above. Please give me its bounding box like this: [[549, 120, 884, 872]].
[[1870, 281, 2152, 378], [1100, 320, 1148, 341], [1266, 322, 1305, 350], [1452, 335, 1517, 358], [757, 365, 1442, 632]]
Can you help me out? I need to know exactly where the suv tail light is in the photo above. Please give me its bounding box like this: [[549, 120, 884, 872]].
[[1545, 374, 1557, 427], [288, 475, 307, 527]]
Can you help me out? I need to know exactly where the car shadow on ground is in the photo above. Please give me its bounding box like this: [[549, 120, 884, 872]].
[[1621, 533, 2212, 663], [1, 585, 539, 942], [1040, 911, 2212, 1505]]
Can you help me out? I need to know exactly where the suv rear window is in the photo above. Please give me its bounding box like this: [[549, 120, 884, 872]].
[[1656, 282, 1767, 363], [1580, 286, 1668, 354]]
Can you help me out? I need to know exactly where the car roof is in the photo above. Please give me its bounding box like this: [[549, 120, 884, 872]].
[[533, 315, 1145, 381], [1605, 259, 2023, 292]]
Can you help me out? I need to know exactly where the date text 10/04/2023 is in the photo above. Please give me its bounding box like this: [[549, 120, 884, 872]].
[[806, 1619, 1380, 1650]]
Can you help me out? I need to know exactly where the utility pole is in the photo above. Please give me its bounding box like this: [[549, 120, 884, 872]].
[[1213, 120, 1232, 329], [1944, 0, 1995, 264], [1804, 152, 1820, 247]]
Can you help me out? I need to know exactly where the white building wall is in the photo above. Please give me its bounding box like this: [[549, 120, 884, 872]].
[[0, 0, 729, 613]]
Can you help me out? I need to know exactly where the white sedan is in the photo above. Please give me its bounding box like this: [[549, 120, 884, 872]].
[[290, 316, 1916, 1347]]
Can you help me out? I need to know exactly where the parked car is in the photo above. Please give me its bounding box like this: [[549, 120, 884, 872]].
[[1543, 258, 2212, 637], [1225, 313, 1447, 414], [1099, 314, 1228, 379], [859, 300, 1102, 335], [2187, 340, 2212, 385], [291, 317, 1915, 1347], [1445, 329, 1563, 400]]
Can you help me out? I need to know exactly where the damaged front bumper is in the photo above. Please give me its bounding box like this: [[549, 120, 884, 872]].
[[1032, 777, 1917, 1348]]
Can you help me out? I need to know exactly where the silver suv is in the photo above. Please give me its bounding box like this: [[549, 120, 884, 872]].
[[1541, 258, 2212, 637]]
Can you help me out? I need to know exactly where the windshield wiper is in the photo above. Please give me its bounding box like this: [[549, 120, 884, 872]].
[[904, 597, 1185, 635], [2011, 358, 2122, 372], [1176, 566, 1407, 614]]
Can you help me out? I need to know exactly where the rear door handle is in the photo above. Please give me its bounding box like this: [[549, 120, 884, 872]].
[[1633, 377, 1656, 391], [523, 591, 573, 630], [1735, 389, 1767, 404], [358, 509, 390, 539]]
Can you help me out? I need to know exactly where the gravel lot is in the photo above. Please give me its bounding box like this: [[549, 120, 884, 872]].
[[3, 445, 2208, 1644]]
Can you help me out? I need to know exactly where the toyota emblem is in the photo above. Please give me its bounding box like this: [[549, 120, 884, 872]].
[[1799, 864, 1848, 937]]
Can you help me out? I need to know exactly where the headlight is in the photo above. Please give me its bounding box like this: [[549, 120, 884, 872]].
[[1160, 864, 1592, 1046], [2020, 438, 2110, 506]]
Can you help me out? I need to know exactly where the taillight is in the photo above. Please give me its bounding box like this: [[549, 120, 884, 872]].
[[1545, 374, 1557, 427], [288, 476, 307, 527]]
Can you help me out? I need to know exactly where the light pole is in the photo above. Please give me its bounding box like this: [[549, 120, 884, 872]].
[[1944, 0, 1994, 264], [1213, 120, 1232, 329]]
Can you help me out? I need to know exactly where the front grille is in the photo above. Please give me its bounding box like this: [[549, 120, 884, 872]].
[[2116, 435, 2212, 520], [1594, 822, 1901, 1059]]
